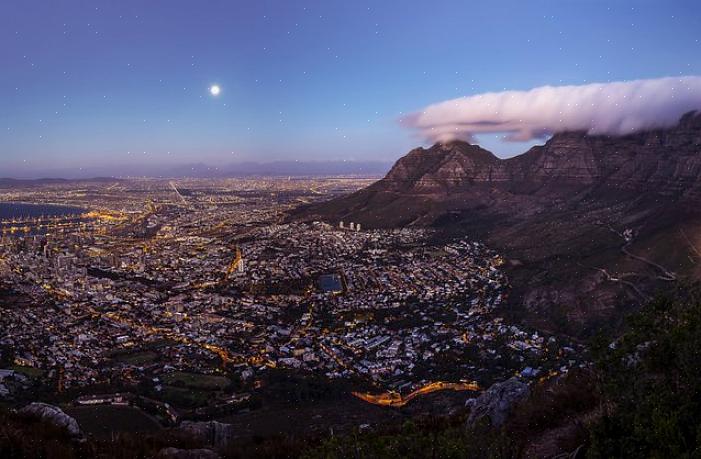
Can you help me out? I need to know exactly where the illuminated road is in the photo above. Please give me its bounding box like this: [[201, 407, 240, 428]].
[[169, 181, 188, 205], [352, 381, 481, 407]]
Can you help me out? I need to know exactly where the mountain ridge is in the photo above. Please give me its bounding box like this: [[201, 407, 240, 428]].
[[377, 110, 701, 195], [294, 111, 701, 337]]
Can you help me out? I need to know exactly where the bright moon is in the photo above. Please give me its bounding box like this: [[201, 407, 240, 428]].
[[209, 85, 221, 96]]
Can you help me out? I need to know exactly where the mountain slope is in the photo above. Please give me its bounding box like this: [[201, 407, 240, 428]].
[[294, 112, 701, 337]]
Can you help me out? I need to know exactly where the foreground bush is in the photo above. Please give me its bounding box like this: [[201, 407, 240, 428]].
[[588, 290, 701, 458]]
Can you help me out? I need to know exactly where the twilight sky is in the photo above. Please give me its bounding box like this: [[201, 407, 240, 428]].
[[1, 0, 700, 177]]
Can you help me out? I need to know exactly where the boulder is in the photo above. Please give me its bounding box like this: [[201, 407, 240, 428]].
[[466, 377, 530, 427], [179, 420, 235, 449], [19, 402, 82, 437]]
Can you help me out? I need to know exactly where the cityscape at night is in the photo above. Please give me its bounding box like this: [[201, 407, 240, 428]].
[[2, 1, 701, 458]]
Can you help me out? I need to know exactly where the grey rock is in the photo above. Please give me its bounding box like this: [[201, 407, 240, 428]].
[[156, 447, 220, 459], [179, 420, 235, 449], [19, 402, 82, 437], [466, 377, 530, 427]]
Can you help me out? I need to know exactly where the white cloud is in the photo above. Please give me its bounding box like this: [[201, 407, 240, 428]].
[[405, 76, 701, 143]]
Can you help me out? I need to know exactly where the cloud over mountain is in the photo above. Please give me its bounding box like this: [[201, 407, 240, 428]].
[[405, 76, 701, 143]]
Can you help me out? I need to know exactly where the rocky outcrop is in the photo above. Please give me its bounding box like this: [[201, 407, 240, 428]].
[[366, 111, 701, 197], [465, 377, 530, 428], [505, 111, 701, 196], [156, 447, 221, 459], [379, 141, 501, 194], [179, 420, 235, 450], [19, 402, 82, 437]]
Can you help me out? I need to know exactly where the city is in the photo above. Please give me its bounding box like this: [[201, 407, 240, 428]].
[[0, 178, 583, 431], [3, 1, 699, 456]]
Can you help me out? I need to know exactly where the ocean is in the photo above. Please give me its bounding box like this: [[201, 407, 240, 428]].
[[0, 202, 85, 220]]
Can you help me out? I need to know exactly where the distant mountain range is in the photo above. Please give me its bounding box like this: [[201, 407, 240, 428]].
[[165, 160, 393, 178], [1, 160, 392, 181], [295, 112, 701, 337], [0, 177, 119, 188]]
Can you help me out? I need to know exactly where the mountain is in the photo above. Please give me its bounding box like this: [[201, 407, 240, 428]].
[[166, 160, 393, 178], [295, 112, 701, 337], [0, 177, 121, 188]]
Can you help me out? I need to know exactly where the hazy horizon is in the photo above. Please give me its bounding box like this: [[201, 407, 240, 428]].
[[0, 158, 395, 180]]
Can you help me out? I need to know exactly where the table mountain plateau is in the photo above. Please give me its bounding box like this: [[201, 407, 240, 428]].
[[294, 112, 701, 337]]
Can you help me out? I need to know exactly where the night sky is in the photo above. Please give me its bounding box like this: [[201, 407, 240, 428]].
[[1, 0, 700, 177]]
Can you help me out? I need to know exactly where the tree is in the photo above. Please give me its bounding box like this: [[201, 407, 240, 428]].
[[588, 288, 701, 458]]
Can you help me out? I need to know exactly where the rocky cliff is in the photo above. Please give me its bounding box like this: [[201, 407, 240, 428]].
[[359, 111, 701, 198]]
